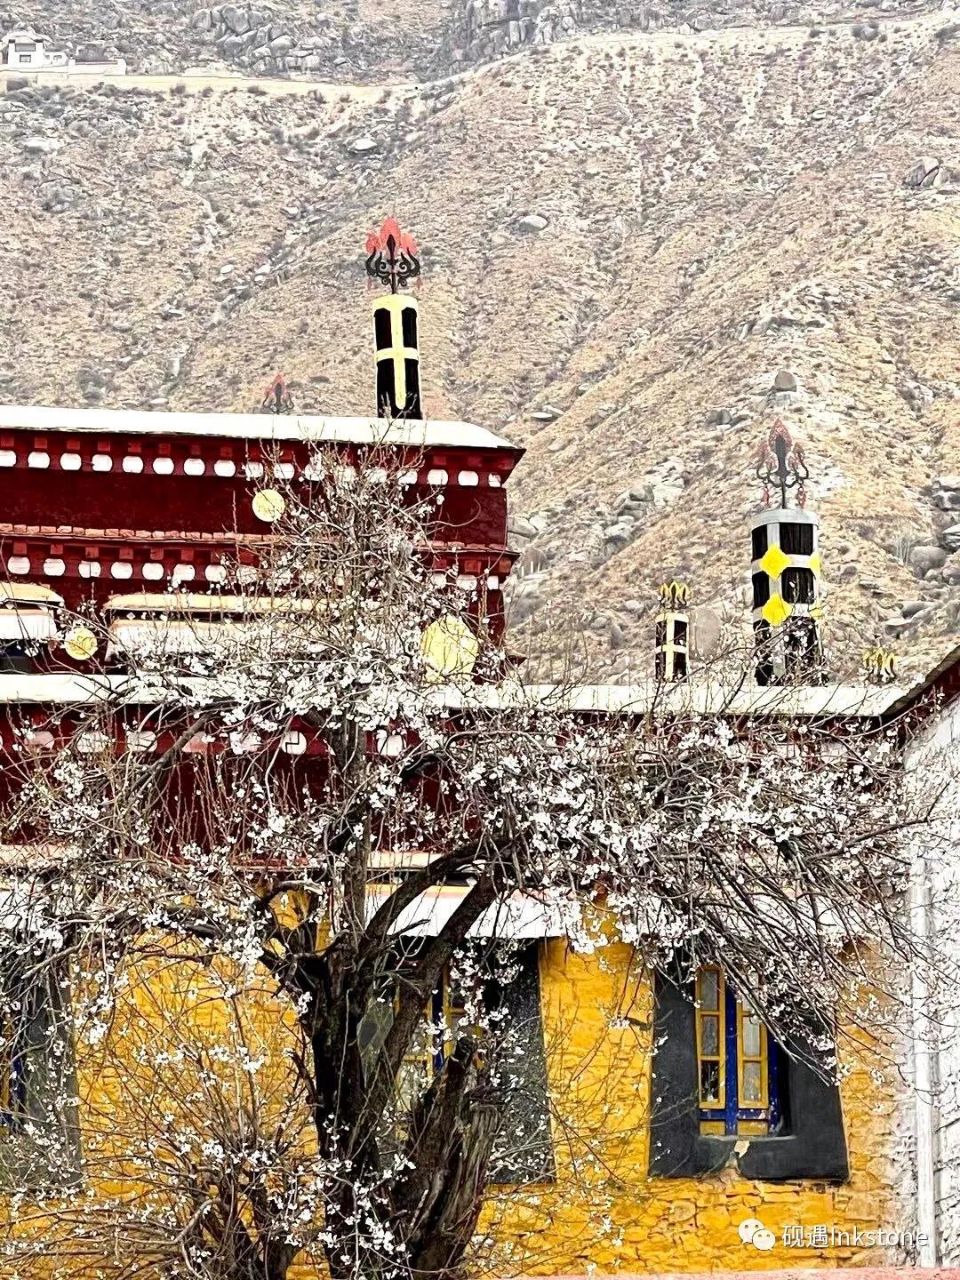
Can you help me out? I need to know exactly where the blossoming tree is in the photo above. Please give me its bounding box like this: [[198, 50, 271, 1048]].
[[0, 457, 936, 1280]]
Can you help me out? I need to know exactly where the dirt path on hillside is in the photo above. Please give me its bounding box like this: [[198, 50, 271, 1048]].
[[0, 66, 419, 100]]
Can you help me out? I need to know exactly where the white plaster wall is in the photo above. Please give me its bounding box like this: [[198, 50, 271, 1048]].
[[905, 697, 960, 1263]]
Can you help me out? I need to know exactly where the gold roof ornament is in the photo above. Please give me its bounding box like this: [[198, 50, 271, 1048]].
[[252, 489, 286, 523], [658, 581, 689, 611], [421, 615, 479, 683], [63, 626, 98, 662], [862, 644, 897, 685]]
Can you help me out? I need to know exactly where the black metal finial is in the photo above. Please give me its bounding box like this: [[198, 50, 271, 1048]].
[[756, 419, 810, 509], [262, 373, 293, 415], [365, 217, 421, 295]]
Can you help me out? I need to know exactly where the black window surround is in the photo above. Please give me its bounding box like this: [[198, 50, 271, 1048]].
[[0, 954, 80, 1191], [649, 973, 848, 1182]]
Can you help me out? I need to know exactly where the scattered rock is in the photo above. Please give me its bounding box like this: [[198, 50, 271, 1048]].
[[613, 484, 654, 514], [531, 405, 561, 422], [517, 213, 549, 234], [705, 408, 732, 426], [909, 544, 947, 575], [508, 517, 540, 543], [937, 474, 960, 491], [349, 135, 378, 154], [772, 369, 797, 392], [22, 136, 59, 156], [904, 156, 943, 190], [943, 563, 960, 586], [900, 600, 928, 619], [941, 524, 960, 552]]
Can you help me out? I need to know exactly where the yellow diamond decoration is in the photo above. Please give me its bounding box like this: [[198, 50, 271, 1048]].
[[64, 626, 98, 661], [758, 544, 790, 579], [253, 489, 286, 523], [761, 594, 793, 626], [809, 552, 822, 575]]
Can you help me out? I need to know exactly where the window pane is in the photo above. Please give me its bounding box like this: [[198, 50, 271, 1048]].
[[700, 1061, 721, 1103], [701, 1014, 719, 1056], [742, 1014, 762, 1058], [698, 969, 719, 1011], [742, 1061, 763, 1103], [397, 1058, 429, 1114]]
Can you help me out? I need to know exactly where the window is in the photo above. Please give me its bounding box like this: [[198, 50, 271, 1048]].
[[696, 966, 782, 1137], [0, 946, 78, 1188], [650, 971, 848, 1180], [398, 965, 468, 1109], [0, 992, 26, 1126], [379, 946, 553, 1183], [18, 54, 31, 63]]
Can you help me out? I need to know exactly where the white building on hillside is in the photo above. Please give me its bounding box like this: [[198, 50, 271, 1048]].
[[0, 26, 126, 74], [2, 27, 67, 69]]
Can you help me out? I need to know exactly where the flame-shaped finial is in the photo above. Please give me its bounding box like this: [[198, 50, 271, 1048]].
[[756, 419, 810, 509], [659, 581, 689, 610], [862, 644, 897, 685], [262, 373, 294, 415], [365, 218, 421, 294]]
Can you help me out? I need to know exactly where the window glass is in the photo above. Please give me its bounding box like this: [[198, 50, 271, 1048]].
[[697, 968, 719, 1010], [696, 967, 781, 1136]]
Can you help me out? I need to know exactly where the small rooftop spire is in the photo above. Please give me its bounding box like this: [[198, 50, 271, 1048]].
[[262, 373, 293, 415], [365, 218, 421, 295], [862, 644, 897, 685], [655, 580, 690, 683], [756, 419, 809, 510]]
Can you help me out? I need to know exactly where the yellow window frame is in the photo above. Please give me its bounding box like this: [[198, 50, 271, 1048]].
[[737, 998, 769, 1110], [695, 965, 726, 1112]]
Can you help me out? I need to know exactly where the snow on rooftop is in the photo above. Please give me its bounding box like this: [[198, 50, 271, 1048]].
[[0, 404, 519, 454], [0, 673, 911, 718]]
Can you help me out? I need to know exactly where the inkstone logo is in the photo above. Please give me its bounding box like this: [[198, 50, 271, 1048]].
[[738, 1218, 776, 1251]]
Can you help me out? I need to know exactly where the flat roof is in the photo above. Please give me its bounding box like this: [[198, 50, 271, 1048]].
[[0, 405, 520, 454], [0, 673, 909, 718]]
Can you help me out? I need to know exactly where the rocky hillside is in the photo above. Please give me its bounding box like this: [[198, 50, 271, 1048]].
[[0, 4, 959, 679], [0, 0, 948, 79]]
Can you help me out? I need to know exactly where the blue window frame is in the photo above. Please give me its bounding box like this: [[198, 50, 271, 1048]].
[[696, 966, 784, 1137]]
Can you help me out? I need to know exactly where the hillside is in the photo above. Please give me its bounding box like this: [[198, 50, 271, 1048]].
[[0, 4, 959, 678]]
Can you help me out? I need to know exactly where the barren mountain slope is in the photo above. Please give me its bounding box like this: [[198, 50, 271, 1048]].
[[0, 0, 947, 81], [1, 11, 959, 677]]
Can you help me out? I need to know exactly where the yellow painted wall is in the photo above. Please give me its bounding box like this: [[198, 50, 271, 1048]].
[[481, 940, 905, 1276], [3, 939, 906, 1277]]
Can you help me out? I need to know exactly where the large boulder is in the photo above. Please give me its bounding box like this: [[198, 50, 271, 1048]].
[[904, 156, 943, 189], [221, 4, 251, 34], [910, 544, 947, 575]]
